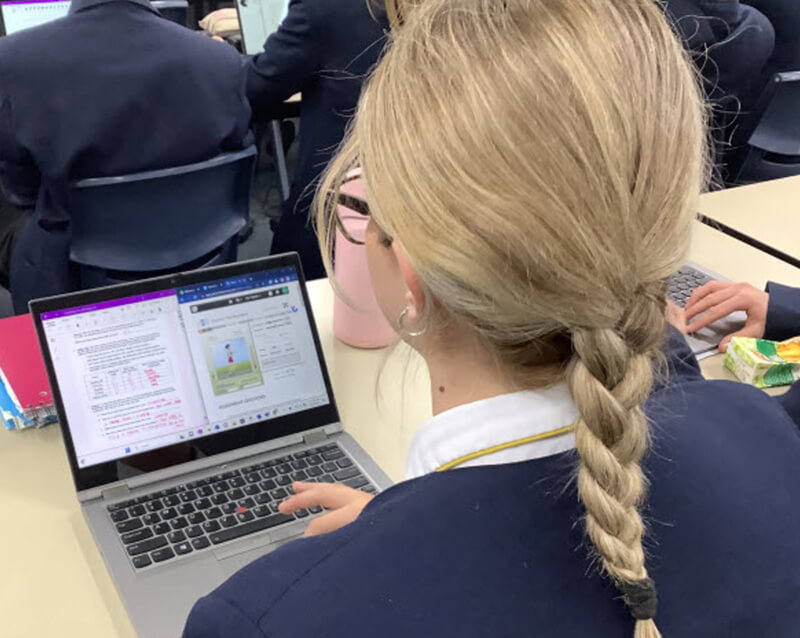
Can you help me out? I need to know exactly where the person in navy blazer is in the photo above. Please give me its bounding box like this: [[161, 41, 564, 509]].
[[183, 1, 800, 636], [245, 0, 388, 280], [0, 0, 252, 312]]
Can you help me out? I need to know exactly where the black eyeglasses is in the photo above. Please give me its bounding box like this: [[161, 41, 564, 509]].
[[336, 192, 371, 217], [334, 176, 372, 245]]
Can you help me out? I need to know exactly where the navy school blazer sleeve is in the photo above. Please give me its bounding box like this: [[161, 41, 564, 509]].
[[659, 325, 704, 389], [0, 85, 39, 208], [181, 595, 264, 638], [182, 480, 419, 638], [245, 0, 320, 118], [762, 282, 800, 428], [764, 282, 800, 342], [778, 382, 800, 429]]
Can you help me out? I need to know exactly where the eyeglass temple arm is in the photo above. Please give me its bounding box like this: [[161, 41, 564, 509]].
[[336, 192, 370, 217]]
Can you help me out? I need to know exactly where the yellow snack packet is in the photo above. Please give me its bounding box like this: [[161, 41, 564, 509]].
[[724, 336, 800, 388]]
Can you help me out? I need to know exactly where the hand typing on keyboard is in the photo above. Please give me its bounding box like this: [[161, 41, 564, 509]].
[[280, 482, 374, 537], [684, 281, 768, 351], [666, 301, 688, 335]]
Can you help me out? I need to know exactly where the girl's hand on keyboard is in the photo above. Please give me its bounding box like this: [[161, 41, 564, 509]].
[[666, 301, 688, 334], [280, 482, 374, 537], [684, 281, 768, 351]]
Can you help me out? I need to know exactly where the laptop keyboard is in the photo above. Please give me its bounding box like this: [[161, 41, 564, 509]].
[[105, 443, 374, 570], [667, 266, 712, 308]]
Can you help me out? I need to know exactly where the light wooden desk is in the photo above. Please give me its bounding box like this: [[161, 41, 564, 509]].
[[1, 216, 797, 638], [697, 175, 800, 264]]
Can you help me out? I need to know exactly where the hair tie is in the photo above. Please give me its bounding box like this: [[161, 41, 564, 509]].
[[618, 578, 658, 620]]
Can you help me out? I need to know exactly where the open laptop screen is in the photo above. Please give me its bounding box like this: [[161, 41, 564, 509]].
[[0, 0, 69, 35], [236, 0, 289, 56], [31, 256, 338, 491]]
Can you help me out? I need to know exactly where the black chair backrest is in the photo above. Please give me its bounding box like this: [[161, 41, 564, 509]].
[[151, 0, 190, 27], [732, 72, 800, 184], [67, 145, 256, 285]]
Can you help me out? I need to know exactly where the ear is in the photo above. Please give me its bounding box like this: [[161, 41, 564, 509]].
[[393, 244, 425, 321]]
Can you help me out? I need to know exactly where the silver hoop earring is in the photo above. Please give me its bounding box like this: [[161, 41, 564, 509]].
[[397, 307, 426, 337]]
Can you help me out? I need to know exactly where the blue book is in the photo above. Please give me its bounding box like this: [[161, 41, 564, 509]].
[[0, 373, 28, 430]]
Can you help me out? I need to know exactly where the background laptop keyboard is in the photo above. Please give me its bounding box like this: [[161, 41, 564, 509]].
[[106, 443, 374, 570], [668, 265, 712, 308]]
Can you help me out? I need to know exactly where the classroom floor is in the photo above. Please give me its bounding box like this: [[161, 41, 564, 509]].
[[0, 130, 295, 319]]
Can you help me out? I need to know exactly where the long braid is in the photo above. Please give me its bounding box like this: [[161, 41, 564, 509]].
[[568, 294, 666, 637]]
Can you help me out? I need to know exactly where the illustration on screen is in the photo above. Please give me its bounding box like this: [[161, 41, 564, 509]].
[[203, 330, 263, 396]]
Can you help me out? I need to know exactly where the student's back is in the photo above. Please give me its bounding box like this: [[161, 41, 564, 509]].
[[0, 0, 251, 304], [0, 0, 249, 186], [245, 0, 388, 279], [183, 1, 800, 635], [184, 351, 800, 637]]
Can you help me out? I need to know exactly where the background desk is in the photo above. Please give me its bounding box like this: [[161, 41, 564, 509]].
[[2, 217, 798, 638], [698, 175, 800, 265]]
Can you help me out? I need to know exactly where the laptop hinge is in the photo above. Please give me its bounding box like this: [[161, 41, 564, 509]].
[[100, 482, 131, 502], [302, 429, 328, 446]]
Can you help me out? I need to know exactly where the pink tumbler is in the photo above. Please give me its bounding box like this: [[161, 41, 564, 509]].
[[333, 175, 396, 348]]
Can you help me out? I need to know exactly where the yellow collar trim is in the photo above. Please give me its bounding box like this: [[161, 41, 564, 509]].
[[435, 424, 575, 472]]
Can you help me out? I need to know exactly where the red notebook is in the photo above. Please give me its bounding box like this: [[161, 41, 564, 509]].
[[0, 313, 52, 411]]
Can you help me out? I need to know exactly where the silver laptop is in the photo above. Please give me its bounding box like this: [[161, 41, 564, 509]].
[[235, 0, 289, 55], [29, 253, 392, 638], [668, 260, 746, 356]]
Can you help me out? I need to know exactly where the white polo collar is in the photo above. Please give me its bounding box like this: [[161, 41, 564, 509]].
[[404, 385, 578, 480]]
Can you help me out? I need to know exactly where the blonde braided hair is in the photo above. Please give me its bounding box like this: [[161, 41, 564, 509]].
[[569, 293, 667, 637], [317, 0, 708, 633]]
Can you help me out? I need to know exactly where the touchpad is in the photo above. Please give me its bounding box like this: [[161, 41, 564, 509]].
[[214, 532, 275, 561], [216, 536, 279, 575], [214, 528, 303, 575]]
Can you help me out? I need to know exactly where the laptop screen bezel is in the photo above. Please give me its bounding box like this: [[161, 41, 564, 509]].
[[29, 253, 341, 493], [0, 0, 10, 36]]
